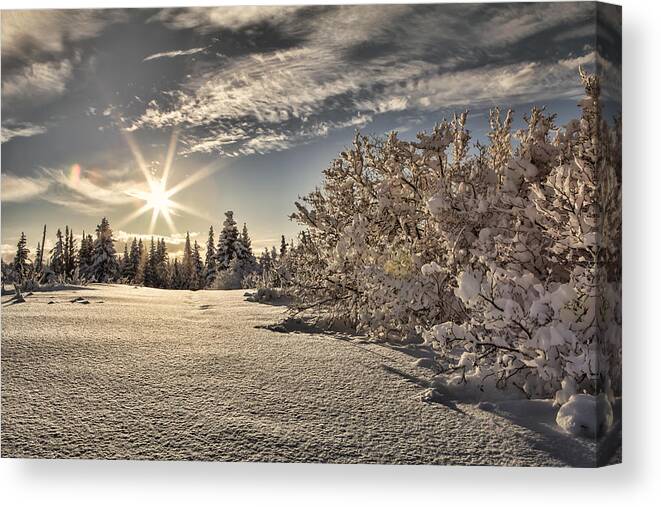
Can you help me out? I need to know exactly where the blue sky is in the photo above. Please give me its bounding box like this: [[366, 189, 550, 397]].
[[1, 2, 621, 259]]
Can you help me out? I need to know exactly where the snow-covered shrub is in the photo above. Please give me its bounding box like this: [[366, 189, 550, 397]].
[[246, 286, 288, 304], [213, 257, 244, 289], [289, 71, 621, 400]]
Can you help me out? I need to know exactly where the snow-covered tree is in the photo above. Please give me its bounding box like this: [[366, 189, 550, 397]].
[[34, 242, 42, 273], [192, 240, 204, 289], [236, 223, 257, 274], [143, 238, 158, 287], [181, 232, 194, 289], [216, 211, 240, 271], [78, 232, 94, 280], [50, 228, 66, 277], [126, 238, 140, 283], [279, 235, 288, 258], [155, 238, 169, 288], [90, 217, 119, 282], [204, 226, 216, 287], [286, 71, 621, 401], [134, 238, 147, 285], [120, 243, 133, 280], [170, 258, 185, 289], [63, 226, 76, 279], [13, 232, 31, 283]]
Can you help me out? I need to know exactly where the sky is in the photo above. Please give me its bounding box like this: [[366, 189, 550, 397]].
[[0, 2, 621, 260]]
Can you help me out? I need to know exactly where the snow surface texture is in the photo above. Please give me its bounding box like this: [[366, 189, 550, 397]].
[[1, 285, 615, 466]]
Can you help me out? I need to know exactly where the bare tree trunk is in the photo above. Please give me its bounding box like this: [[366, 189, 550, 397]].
[[37, 224, 47, 271]]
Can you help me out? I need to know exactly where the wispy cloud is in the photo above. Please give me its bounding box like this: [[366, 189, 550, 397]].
[[1, 165, 145, 214], [128, 3, 598, 158], [1, 10, 126, 59], [38, 167, 145, 214], [1, 173, 51, 202], [1, 58, 74, 104], [143, 46, 208, 62], [150, 6, 301, 33], [1, 121, 48, 143]]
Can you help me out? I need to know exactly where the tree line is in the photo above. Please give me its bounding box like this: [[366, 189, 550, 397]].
[[2, 210, 291, 291]]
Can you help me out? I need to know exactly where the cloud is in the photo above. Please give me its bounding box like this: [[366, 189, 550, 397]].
[[0, 166, 145, 214], [143, 46, 208, 62], [1, 10, 127, 107], [1, 10, 126, 60], [150, 6, 301, 33], [1, 173, 50, 202], [1, 121, 48, 143], [371, 52, 598, 114], [115, 230, 199, 245], [1, 58, 74, 103], [1, 243, 17, 262], [38, 167, 145, 214], [129, 3, 600, 158]]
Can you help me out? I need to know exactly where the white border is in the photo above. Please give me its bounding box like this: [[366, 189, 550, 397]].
[[1, 0, 659, 505]]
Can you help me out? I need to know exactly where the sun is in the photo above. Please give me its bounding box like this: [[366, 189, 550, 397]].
[[146, 180, 172, 214], [119, 130, 221, 234]]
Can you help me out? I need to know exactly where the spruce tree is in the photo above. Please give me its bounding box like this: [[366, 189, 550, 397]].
[[78, 232, 94, 280], [204, 226, 216, 287], [216, 211, 239, 271], [69, 228, 76, 277], [192, 240, 204, 290], [170, 258, 182, 289], [155, 238, 169, 288], [280, 235, 288, 258], [63, 226, 71, 278], [50, 228, 65, 276], [236, 222, 257, 275], [259, 248, 271, 271], [35, 242, 42, 273], [64, 227, 76, 278], [144, 238, 157, 287], [182, 232, 193, 289], [90, 217, 119, 282], [120, 243, 133, 280], [128, 238, 140, 283], [13, 232, 31, 282]]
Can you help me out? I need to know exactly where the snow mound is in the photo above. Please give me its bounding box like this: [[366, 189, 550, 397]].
[[246, 287, 288, 304], [413, 357, 436, 369], [556, 394, 613, 438]]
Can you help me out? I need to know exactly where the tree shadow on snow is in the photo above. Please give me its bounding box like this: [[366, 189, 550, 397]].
[[255, 316, 366, 342], [474, 399, 621, 467]]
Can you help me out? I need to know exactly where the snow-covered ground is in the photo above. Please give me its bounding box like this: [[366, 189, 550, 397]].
[[1, 284, 618, 465]]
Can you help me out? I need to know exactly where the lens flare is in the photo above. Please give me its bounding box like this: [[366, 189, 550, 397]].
[[69, 164, 81, 187]]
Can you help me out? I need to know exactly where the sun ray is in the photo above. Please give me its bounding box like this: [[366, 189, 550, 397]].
[[148, 207, 159, 235], [164, 162, 222, 199], [167, 200, 215, 222], [117, 202, 153, 228], [121, 128, 218, 233], [160, 207, 177, 234], [122, 130, 153, 185], [161, 129, 179, 187]]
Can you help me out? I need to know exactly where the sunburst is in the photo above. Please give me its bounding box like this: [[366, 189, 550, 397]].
[[119, 130, 220, 234]]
